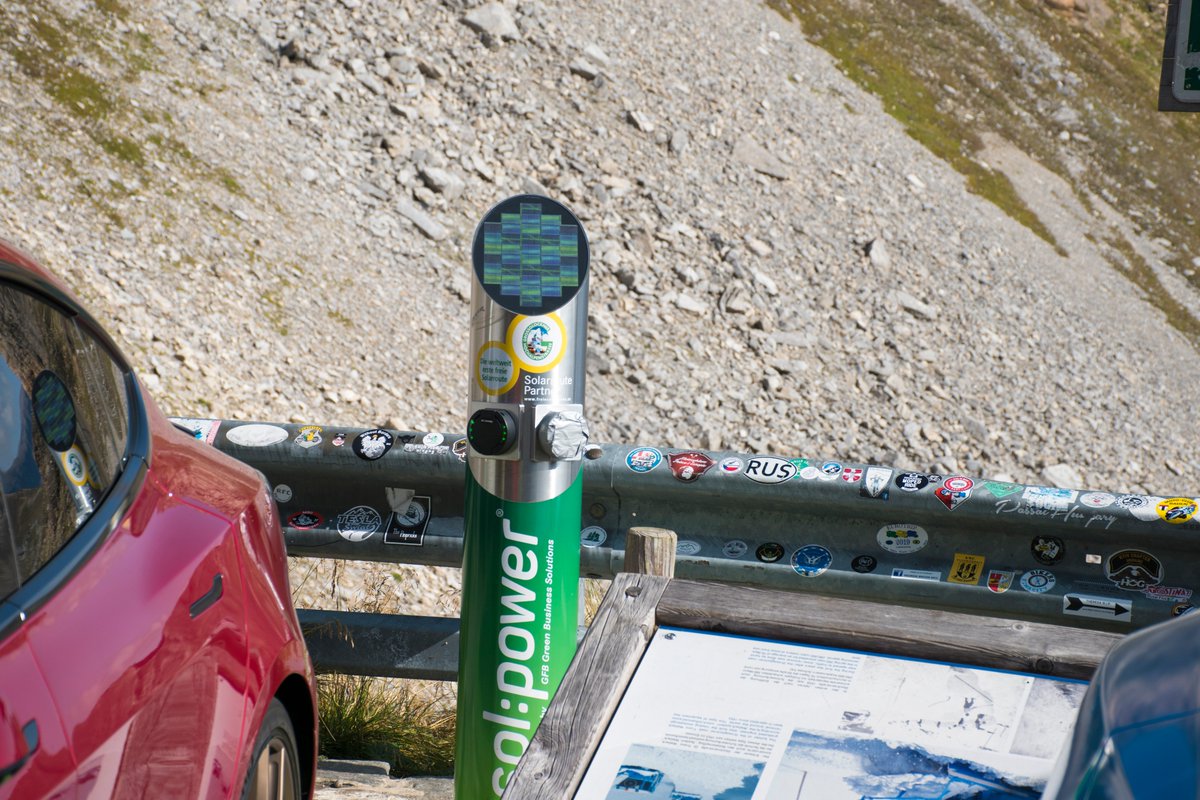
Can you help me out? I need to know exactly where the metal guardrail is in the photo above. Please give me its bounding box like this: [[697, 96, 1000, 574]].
[[174, 418, 1200, 679]]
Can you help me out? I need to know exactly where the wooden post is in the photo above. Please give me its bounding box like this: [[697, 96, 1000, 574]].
[[623, 526, 677, 578]]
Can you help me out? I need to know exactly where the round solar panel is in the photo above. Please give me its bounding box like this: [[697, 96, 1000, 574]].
[[471, 194, 589, 315], [32, 370, 77, 452]]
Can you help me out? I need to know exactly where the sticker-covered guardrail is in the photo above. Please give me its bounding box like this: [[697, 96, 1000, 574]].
[[175, 417, 1199, 636]]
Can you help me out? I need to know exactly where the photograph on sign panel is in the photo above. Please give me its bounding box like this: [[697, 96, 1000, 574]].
[[602, 743, 763, 799]]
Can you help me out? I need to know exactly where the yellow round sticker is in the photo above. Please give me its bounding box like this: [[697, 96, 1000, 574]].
[[507, 314, 567, 374], [1156, 497, 1198, 524], [475, 340, 519, 396], [60, 446, 89, 487]]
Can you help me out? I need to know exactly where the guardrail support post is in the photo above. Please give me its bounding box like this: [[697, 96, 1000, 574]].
[[624, 527, 678, 579]]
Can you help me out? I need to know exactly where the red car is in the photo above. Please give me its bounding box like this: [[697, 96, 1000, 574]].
[[0, 240, 316, 799]]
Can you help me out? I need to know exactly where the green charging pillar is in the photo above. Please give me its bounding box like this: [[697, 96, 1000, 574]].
[[455, 195, 590, 798]]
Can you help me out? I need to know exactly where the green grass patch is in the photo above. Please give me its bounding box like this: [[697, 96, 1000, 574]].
[[318, 676, 456, 777], [96, 133, 145, 166]]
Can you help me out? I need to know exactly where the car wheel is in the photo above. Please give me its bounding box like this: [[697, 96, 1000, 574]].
[[241, 698, 301, 800]]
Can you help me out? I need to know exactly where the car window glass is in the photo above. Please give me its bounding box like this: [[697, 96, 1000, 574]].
[[0, 281, 129, 601]]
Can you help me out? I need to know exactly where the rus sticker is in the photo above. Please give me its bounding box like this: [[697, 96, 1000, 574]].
[[744, 456, 796, 484]]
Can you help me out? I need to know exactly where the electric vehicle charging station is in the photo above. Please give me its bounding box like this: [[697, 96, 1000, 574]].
[[454, 195, 590, 798]]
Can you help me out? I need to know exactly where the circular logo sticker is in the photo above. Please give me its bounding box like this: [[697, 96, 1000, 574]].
[[877, 524, 928, 554], [226, 424, 290, 447], [894, 472, 929, 492], [676, 540, 702, 556], [1156, 497, 1198, 524], [756, 542, 785, 563], [1079, 492, 1116, 508], [1031, 536, 1064, 565], [288, 511, 322, 529], [476, 341, 519, 396], [60, 446, 89, 486], [819, 461, 842, 478], [851, 555, 878, 574], [626, 447, 663, 473], [580, 526, 607, 548], [353, 429, 394, 461], [943, 476, 974, 493], [723, 540, 749, 558], [273, 484, 293, 504], [332, 433, 346, 447], [471, 194, 590, 316], [720, 457, 743, 474], [336, 506, 382, 541], [799, 466, 820, 480], [1020, 569, 1056, 593], [423, 432, 444, 447], [507, 314, 567, 373], [791, 545, 832, 578]]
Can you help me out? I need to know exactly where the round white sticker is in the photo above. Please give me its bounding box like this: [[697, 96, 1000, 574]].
[[507, 314, 567, 373], [226, 424, 289, 447], [580, 526, 607, 548], [476, 341, 518, 395]]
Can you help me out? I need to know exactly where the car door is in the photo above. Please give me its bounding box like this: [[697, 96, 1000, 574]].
[[0, 615, 76, 800], [0, 265, 250, 799], [25, 474, 251, 800]]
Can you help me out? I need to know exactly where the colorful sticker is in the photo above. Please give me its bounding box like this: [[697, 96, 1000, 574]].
[[626, 448, 663, 473], [1173, 603, 1195, 617], [353, 429, 394, 461], [948, 553, 986, 585], [894, 472, 929, 492], [273, 484, 293, 504], [934, 485, 971, 511], [288, 511, 322, 529], [1078, 492, 1116, 508], [507, 313, 567, 373], [1021, 569, 1056, 593], [336, 505, 382, 541], [756, 543, 785, 563], [668, 451, 715, 483], [791, 545, 832, 578], [1156, 497, 1198, 524], [983, 481, 1023, 499], [295, 425, 323, 449], [789, 459, 809, 478], [1105, 549, 1163, 591], [860, 467, 892, 500], [1144, 585, 1192, 603], [60, 446, 89, 486], [383, 497, 430, 545], [475, 340, 519, 396], [987, 570, 1014, 594], [170, 417, 221, 445], [1023, 486, 1077, 512], [819, 461, 843, 480], [722, 540, 749, 559], [226, 424, 289, 447], [1063, 593, 1132, 622], [892, 568, 940, 582], [841, 467, 864, 483], [877, 524, 928, 554], [1031, 536, 1065, 565], [332, 433, 347, 447], [453, 438, 468, 462], [744, 456, 796, 484], [580, 526, 607, 548], [943, 476, 974, 493], [850, 555, 877, 573], [676, 540, 702, 555], [719, 457, 744, 474]]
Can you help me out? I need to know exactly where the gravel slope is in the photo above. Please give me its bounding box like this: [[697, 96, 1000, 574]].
[[1, 0, 1198, 615]]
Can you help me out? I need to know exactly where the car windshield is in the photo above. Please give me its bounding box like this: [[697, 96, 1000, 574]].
[[0, 280, 129, 602]]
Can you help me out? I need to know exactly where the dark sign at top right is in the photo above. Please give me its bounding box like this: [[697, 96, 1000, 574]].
[[1160, 0, 1200, 109]]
